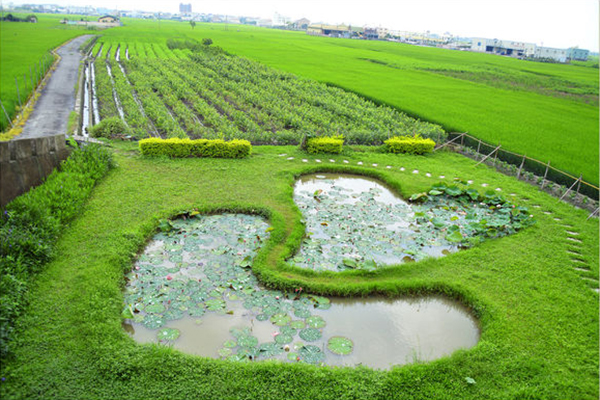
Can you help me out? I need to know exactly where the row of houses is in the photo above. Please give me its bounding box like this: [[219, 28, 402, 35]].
[[471, 38, 589, 62], [60, 15, 122, 28]]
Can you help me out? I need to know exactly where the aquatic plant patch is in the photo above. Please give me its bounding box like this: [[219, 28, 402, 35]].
[[291, 174, 534, 271], [123, 213, 356, 365]]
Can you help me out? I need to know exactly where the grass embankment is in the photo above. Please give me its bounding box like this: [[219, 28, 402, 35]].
[[97, 19, 599, 184], [1, 144, 597, 399], [0, 14, 91, 131]]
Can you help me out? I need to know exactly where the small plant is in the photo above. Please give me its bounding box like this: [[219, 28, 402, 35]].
[[89, 117, 128, 139], [384, 135, 435, 155], [306, 135, 344, 154]]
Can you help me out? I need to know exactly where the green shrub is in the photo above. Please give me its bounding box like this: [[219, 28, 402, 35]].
[[306, 135, 344, 154], [0, 144, 114, 357], [89, 117, 129, 139], [384, 135, 435, 155], [139, 138, 252, 158]]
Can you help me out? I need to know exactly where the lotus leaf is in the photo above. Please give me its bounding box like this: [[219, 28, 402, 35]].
[[205, 299, 226, 311], [270, 313, 292, 327], [299, 345, 325, 364], [142, 314, 165, 329], [258, 342, 284, 358], [327, 336, 354, 355], [157, 327, 180, 341], [145, 303, 166, 314], [237, 334, 259, 348], [306, 315, 326, 328], [287, 352, 299, 361], [299, 327, 322, 342], [218, 348, 233, 358], [290, 320, 306, 330], [274, 333, 294, 345]]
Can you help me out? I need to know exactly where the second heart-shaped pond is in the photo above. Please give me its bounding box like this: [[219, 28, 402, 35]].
[[123, 211, 480, 369]]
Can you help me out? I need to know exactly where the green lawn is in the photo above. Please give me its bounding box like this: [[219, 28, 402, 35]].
[[0, 14, 89, 131], [1, 144, 597, 399], [97, 19, 599, 184]]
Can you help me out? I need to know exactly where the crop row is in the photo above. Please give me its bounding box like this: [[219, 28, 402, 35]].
[[92, 43, 445, 144]]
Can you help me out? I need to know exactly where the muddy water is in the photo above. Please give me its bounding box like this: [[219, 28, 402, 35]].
[[125, 294, 479, 369], [123, 213, 479, 369]]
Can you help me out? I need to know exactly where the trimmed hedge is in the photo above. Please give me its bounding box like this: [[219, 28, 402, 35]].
[[139, 138, 252, 158], [384, 135, 435, 155], [306, 136, 344, 154], [0, 144, 114, 358]]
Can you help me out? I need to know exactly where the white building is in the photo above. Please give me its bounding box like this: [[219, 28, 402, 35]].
[[534, 47, 568, 63], [471, 38, 536, 57]]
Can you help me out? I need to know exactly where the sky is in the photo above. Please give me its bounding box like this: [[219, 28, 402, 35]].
[[6, 0, 600, 51]]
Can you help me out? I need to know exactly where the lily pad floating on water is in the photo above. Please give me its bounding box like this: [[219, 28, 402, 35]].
[[157, 327, 180, 341], [299, 327, 322, 342], [270, 313, 292, 327], [327, 336, 354, 355], [305, 315, 326, 329], [299, 345, 325, 364]]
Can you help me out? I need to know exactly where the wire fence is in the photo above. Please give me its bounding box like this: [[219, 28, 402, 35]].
[[436, 132, 599, 202]]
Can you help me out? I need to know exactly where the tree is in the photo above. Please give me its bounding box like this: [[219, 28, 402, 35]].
[[190, 20, 196, 29]]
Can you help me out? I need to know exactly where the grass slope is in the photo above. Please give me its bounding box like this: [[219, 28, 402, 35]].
[[1, 144, 597, 400], [98, 19, 599, 184], [0, 14, 88, 131]]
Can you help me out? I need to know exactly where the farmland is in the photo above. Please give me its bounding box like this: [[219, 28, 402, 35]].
[[0, 14, 89, 132], [93, 19, 599, 184]]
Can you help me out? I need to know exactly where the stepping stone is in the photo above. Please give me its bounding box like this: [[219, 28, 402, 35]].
[[495, 188, 502, 191], [561, 224, 574, 229], [467, 180, 473, 184], [357, 161, 363, 165], [412, 170, 419, 174], [343, 160, 349, 164], [386, 166, 392, 169], [315, 159, 321, 163], [278, 154, 287, 157], [509, 193, 517, 197], [567, 237, 583, 243], [543, 211, 552, 215], [481, 183, 489, 187], [592, 288, 599, 294], [574, 267, 590, 272], [566, 250, 581, 255], [302, 159, 308, 162], [439, 175, 445, 179], [426, 173, 431, 177], [400, 167, 405, 171], [554, 217, 562, 221], [532, 205, 541, 208], [372, 163, 378, 167], [287, 157, 294, 160], [566, 231, 579, 236]]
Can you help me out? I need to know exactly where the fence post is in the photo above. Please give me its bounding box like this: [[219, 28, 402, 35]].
[[560, 175, 581, 201], [476, 140, 481, 161], [517, 155, 526, 179], [15, 77, 22, 109], [541, 161, 551, 189], [576, 176, 582, 194], [0, 99, 15, 129], [30, 66, 34, 89]]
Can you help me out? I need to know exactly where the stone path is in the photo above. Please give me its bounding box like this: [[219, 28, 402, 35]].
[[17, 35, 93, 140]]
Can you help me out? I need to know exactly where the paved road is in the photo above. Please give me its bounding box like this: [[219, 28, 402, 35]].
[[17, 35, 93, 140]]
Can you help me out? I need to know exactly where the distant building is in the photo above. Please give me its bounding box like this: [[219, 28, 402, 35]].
[[293, 18, 310, 30], [534, 47, 568, 63], [567, 47, 589, 61], [179, 3, 192, 14], [307, 24, 352, 38], [471, 38, 536, 57], [363, 27, 378, 40], [98, 15, 119, 23]]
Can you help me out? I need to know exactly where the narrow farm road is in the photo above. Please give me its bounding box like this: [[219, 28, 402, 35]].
[[17, 34, 93, 140]]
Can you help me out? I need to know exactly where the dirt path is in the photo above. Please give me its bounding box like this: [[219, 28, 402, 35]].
[[17, 35, 93, 140]]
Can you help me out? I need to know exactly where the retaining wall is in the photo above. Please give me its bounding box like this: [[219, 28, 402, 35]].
[[0, 135, 71, 207]]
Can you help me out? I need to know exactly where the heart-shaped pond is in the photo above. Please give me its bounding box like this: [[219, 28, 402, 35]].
[[123, 213, 479, 369], [292, 173, 531, 271]]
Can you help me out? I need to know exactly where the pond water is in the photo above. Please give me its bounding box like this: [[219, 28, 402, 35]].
[[292, 174, 459, 271], [123, 213, 479, 369]]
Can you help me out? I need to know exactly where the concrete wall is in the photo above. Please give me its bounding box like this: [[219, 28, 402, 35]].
[[0, 135, 71, 207]]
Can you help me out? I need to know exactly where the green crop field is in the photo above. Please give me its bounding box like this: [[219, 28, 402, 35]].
[[0, 14, 89, 132], [94, 19, 599, 184]]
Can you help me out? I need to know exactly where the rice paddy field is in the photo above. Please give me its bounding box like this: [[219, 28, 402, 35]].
[[92, 18, 598, 185], [0, 14, 89, 132]]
